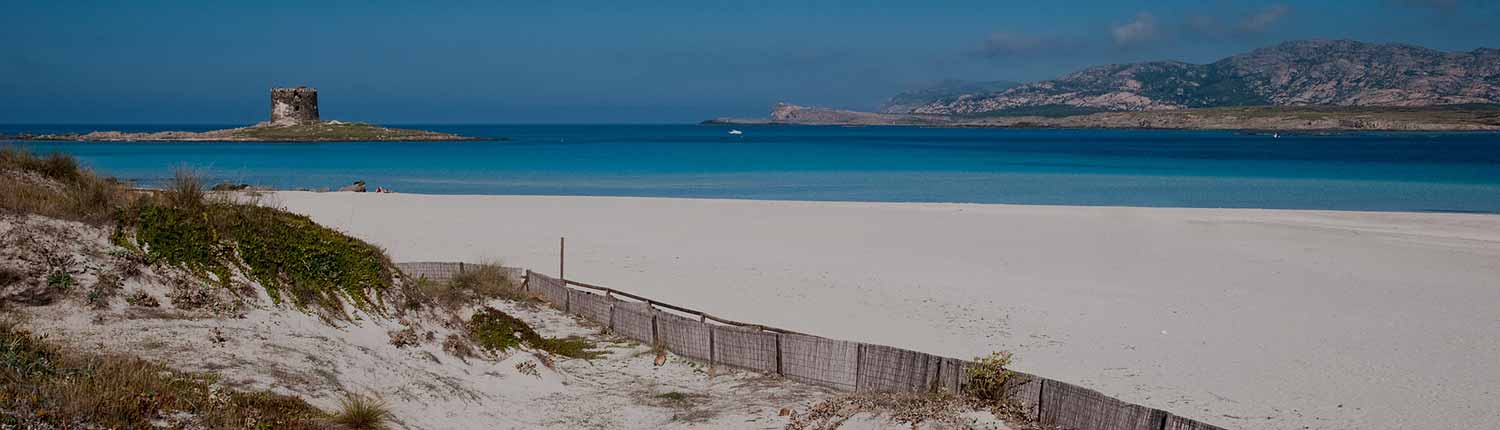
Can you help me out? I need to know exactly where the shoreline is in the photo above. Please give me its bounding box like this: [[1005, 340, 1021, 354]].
[[706, 103, 1500, 131], [273, 190, 1500, 215], [3, 121, 486, 142], [269, 191, 1500, 430]]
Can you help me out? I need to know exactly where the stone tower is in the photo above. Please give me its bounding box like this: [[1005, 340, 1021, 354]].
[[270, 87, 319, 125]]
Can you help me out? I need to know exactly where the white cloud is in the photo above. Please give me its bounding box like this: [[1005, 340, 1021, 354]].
[[1240, 4, 1290, 33], [1112, 13, 1160, 47]]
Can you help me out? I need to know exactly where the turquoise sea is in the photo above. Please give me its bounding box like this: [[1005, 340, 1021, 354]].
[[4, 124, 1500, 213]]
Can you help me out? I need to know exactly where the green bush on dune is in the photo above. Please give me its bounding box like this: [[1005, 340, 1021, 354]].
[[127, 200, 395, 315], [467, 306, 604, 359], [2, 148, 396, 318]]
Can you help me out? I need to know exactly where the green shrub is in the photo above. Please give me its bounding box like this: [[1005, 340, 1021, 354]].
[[46, 272, 74, 291], [466, 307, 603, 359], [0, 319, 59, 381], [467, 307, 537, 352], [965, 351, 1015, 401], [126, 200, 393, 318]]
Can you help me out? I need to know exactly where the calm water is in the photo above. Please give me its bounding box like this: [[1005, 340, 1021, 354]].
[[4, 124, 1500, 212]]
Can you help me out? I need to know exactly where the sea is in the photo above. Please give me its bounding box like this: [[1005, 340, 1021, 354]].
[[4, 124, 1500, 213]]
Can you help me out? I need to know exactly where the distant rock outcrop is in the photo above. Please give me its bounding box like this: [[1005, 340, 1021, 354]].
[[898, 40, 1500, 115]]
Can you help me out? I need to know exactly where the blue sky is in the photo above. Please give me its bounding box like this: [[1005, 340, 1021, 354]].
[[2, 0, 1498, 123]]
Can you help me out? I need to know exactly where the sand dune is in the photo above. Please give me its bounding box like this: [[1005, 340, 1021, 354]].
[[272, 191, 1500, 430]]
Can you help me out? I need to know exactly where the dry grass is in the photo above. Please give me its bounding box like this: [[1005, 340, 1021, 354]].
[[0, 318, 329, 428], [165, 166, 207, 209], [407, 263, 536, 311], [0, 147, 135, 225], [331, 392, 395, 430], [786, 391, 971, 430]]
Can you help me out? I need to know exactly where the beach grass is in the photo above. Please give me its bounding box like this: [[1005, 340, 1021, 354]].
[[330, 393, 395, 430], [0, 318, 330, 429], [0, 148, 133, 225]]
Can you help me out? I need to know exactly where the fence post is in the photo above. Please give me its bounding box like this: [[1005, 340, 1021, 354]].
[[1036, 378, 1046, 425], [774, 333, 783, 376], [458, 261, 465, 274], [648, 304, 659, 346], [607, 297, 616, 332], [854, 343, 864, 391]]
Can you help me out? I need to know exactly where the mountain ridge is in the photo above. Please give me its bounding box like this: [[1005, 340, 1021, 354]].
[[894, 39, 1500, 115]]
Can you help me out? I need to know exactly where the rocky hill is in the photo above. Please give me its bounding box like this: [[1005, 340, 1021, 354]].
[[900, 39, 1500, 115], [879, 79, 1019, 113]]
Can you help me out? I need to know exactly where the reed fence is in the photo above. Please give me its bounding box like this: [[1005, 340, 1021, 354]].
[[396, 262, 1229, 430]]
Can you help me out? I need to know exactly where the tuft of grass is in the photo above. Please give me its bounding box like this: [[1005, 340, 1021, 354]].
[[331, 392, 394, 430], [466, 306, 604, 359], [0, 320, 330, 428], [964, 351, 1015, 401], [164, 167, 206, 210]]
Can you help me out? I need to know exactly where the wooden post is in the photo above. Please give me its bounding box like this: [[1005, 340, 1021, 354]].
[[559, 237, 565, 282], [774, 333, 783, 376], [854, 343, 864, 391]]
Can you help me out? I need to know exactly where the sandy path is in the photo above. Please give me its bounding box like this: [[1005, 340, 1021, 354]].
[[272, 192, 1500, 430]]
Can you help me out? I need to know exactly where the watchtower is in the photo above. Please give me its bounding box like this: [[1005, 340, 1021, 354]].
[[270, 87, 319, 125]]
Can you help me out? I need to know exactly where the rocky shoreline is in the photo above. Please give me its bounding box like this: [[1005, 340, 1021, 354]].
[[5, 121, 484, 142], [704, 103, 1500, 131]]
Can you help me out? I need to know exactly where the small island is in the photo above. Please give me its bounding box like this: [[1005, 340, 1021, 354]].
[[10, 87, 481, 142]]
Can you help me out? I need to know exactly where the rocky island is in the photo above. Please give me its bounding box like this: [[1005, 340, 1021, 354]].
[[708, 40, 1500, 131], [10, 87, 481, 142]]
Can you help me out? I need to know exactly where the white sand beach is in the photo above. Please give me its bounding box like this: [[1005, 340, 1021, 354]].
[[272, 191, 1500, 430]]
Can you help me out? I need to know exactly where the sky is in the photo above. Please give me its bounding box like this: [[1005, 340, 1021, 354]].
[[2, 0, 1499, 124]]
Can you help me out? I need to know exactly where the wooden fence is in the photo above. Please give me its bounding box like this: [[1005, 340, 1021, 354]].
[[396, 262, 1229, 430]]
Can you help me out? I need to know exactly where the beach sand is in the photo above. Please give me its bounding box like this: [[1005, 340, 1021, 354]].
[[272, 191, 1500, 430]]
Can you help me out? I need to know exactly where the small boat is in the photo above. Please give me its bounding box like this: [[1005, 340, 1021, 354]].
[[728, 129, 743, 135]]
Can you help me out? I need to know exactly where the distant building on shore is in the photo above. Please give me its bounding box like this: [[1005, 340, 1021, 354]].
[[270, 87, 319, 125]]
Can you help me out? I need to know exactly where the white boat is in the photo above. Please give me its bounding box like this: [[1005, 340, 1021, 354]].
[[728, 129, 743, 135]]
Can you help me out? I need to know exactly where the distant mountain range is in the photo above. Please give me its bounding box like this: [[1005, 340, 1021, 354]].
[[879, 79, 1019, 114], [884, 39, 1500, 115]]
